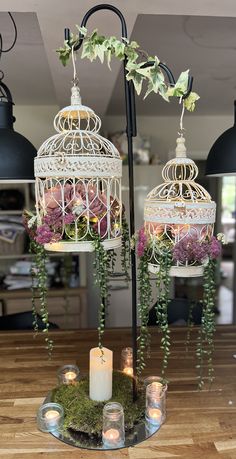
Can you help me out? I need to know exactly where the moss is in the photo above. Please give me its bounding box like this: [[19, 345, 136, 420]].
[[51, 371, 145, 438]]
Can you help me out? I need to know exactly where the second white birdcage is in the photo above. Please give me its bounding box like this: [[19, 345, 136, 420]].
[[34, 85, 122, 252], [144, 137, 216, 277]]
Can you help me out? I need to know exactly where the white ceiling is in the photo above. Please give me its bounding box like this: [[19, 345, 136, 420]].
[[1, 1, 236, 117]]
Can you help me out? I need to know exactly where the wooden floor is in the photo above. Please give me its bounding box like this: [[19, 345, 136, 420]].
[[0, 326, 236, 458]]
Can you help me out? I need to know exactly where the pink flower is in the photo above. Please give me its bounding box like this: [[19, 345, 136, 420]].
[[44, 183, 72, 210], [66, 183, 107, 217]]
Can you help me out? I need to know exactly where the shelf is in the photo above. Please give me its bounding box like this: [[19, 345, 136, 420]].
[[0, 210, 23, 215], [0, 253, 84, 260]]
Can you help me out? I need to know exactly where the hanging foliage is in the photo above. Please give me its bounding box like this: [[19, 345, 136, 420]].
[[135, 226, 225, 387], [57, 27, 199, 111]]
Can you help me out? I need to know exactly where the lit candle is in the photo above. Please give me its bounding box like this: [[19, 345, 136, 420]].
[[64, 370, 77, 382], [89, 347, 113, 401], [121, 347, 133, 376], [123, 367, 133, 376], [57, 364, 79, 385], [103, 428, 120, 443], [37, 402, 64, 433], [147, 408, 162, 426], [44, 409, 60, 429]]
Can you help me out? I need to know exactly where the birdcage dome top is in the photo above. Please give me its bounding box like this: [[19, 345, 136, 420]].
[[144, 137, 216, 225], [54, 103, 102, 133], [34, 88, 121, 179]]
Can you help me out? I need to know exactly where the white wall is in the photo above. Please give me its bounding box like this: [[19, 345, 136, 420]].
[[103, 115, 233, 162], [14, 105, 60, 149]]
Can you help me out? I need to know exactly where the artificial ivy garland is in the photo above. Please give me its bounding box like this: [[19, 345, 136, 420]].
[[57, 27, 199, 111]]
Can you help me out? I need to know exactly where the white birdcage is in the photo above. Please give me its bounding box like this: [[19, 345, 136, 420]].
[[144, 136, 216, 277], [34, 85, 122, 252]]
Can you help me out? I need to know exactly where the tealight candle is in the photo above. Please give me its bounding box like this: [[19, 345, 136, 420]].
[[37, 403, 64, 433], [146, 408, 162, 426], [103, 428, 120, 442], [57, 364, 80, 385], [102, 402, 125, 448], [123, 367, 133, 376], [65, 370, 77, 381], [121, 347, 133, 377], [44, 409, 60, 428], [146, 382, 166, 427]]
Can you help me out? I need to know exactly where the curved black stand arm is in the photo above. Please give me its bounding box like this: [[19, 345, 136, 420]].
[[64, 3, 194, 401]]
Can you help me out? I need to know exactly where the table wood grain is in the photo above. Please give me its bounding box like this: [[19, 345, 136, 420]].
[[0, 326, 235, 458]]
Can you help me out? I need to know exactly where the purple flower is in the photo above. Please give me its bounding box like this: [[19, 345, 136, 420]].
[[43, 207, 63, 229], [64, 213, 75, 225], [137, 227, 147, 257], [209, 236, 221, 259], [35, 224, 54, 245], [173, 234, 208, 264]]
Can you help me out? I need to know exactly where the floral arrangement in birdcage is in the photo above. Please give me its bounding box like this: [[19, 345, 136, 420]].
[[29, 180, 121, 248], [133, 135, 226, 389]]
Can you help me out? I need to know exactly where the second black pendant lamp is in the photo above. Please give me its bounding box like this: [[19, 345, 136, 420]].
[[206, 101, 236, 177]]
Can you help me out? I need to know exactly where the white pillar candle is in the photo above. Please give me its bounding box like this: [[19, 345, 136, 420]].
[[89, 347, 113, 401]]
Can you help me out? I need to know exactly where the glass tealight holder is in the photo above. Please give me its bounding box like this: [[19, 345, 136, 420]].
[[57, 364, 80, 385], [144, 376, 167, 423], [37, 402, 64, 432], [102, 402, 125, 448], [121, 347, 133, 376], [145, 382, 167, 427]]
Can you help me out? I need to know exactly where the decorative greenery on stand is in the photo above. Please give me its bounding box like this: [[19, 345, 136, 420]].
[[196, 259, 216, 389], [57, 27, 199, 111], [93, 234, 110, 352], [154, 246, 172, 380], [29, 239, 53, 356], [51, 371, 144, 438], [135, 228, 225, 388], [137, 249, 152, 376]]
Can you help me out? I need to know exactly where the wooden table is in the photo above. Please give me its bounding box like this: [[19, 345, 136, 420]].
[[0, 326, 236, 458]]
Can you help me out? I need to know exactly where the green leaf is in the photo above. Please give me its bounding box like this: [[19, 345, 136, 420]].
[[76, 25, 87, 37], [184, 91, 200, 112]]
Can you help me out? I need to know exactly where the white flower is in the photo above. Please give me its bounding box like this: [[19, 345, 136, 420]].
[[217, 232, 227, 245], [28, 215, 37, 228]]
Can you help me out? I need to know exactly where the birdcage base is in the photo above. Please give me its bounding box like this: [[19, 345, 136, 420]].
[[148, 263, 205, 278], [44, 237, 122, 253]]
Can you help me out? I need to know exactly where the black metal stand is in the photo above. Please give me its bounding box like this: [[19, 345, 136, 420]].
[[64, 3, 193, 401]]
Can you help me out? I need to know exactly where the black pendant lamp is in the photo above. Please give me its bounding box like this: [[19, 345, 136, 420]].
[[0, 13, 36, 183], [206, 100, 236, 177]]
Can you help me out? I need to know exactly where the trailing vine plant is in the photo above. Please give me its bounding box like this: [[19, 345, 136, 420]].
[[57, 27, 199, 111], [196, 259, 216, 389], [93, 235, 109, 352], [137, 247, 152, 375], [121, 215, 130, 280], [154, 246, 172, 381], [29, 239, 54, 357]]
